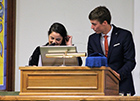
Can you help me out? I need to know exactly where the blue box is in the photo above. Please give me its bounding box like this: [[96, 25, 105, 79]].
[[85, 53, 108, 68]]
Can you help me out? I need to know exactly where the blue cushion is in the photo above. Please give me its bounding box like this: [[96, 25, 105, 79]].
[[85, 52, 108, 68]]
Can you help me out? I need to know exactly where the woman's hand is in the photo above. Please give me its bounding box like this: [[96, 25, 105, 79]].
[[65, 35, 72, 46]]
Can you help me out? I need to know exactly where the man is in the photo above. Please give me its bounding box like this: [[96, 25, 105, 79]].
[[87, 6, 136, 96]]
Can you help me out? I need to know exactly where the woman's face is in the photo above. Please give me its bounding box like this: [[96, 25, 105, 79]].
[[48, 32, 63, 45]]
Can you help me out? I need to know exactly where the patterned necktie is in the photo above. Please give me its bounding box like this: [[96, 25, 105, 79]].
[[104, 35, 108, 57]]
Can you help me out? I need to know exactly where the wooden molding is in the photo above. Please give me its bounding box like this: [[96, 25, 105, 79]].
[[6, 0, 16, 91]]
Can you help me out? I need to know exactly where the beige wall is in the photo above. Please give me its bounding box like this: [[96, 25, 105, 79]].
[[133, 0, 140, 96], [16, 0, 140, 96]]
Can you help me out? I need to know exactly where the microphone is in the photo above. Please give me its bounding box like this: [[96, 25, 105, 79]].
[[49, 43, 55, 46]]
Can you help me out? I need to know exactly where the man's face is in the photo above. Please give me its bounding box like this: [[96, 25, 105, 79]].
[[90, 20, 105, 34]]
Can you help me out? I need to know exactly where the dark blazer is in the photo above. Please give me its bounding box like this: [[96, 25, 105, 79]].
[[88, 25, 136, 96]]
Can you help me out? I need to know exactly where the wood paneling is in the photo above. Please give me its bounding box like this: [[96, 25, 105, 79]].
[[19, 66, 120, 96], [0, 95, 140, 101], [6, 0, 16, 91]]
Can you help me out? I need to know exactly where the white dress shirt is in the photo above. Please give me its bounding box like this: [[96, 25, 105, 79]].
[[100, 25, 113, 55]]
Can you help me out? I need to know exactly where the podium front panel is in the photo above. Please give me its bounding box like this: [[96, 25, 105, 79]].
[[19, 66, 119, 96]]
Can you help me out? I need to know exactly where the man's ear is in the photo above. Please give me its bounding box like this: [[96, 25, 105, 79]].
[[102, 20, 108, 25]]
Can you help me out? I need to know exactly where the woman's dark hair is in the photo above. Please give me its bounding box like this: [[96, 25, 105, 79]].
[[48, 22, 67, 45]]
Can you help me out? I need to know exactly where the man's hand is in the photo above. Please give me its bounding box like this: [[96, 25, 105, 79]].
[[113, 70, 120, 78]]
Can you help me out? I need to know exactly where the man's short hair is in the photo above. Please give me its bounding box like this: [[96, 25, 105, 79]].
[[89, 6, 111, 24]]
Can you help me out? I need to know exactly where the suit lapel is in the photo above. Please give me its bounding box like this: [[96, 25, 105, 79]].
[[96, 33, 104, 55], [108, 25, 119, 59]]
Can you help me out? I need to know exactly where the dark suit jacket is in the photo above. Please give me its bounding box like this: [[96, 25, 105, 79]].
[[87, 24, 136, 96]]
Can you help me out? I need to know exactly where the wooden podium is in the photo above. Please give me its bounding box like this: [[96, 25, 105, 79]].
[[19, 66, 120, 96]]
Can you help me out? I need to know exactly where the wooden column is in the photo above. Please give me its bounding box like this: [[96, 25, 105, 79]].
[[6, 0, 16, 91]]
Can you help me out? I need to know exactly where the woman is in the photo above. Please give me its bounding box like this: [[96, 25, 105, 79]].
[[29, 22, 82, 66]]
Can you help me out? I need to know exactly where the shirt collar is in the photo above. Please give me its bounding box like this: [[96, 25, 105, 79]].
[[101, 25, 113, 37]]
